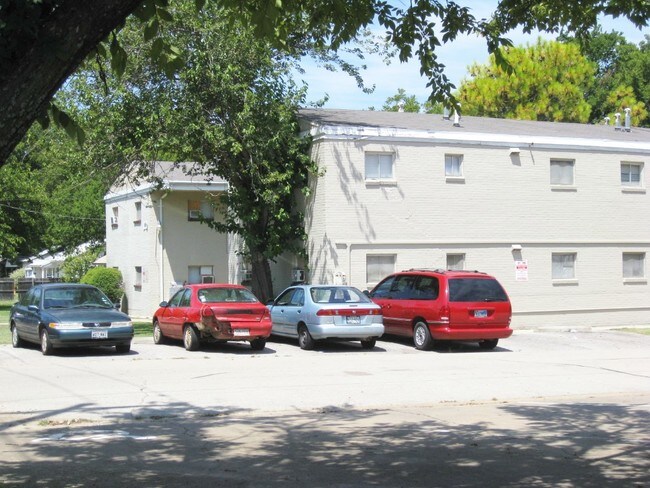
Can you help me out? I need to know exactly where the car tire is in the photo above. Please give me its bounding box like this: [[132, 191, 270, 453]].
[[479, 339, 499, 350], [250, 338, 266, 351], [360, 339, 376, 350], [115, 343, 131, 354], [40, 329, 53, 356], [153, 320, 166, 345], [297, 325, 315, 350], [11, 323, 24, 348], [183, 325, 200, 351], [413, 321, 433, 350]]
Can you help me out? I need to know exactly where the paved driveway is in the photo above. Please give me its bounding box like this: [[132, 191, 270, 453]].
[[1, 331, 649, 486]]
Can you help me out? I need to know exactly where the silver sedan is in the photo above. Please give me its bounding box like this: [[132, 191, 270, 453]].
[[268, 285, 384, 350]]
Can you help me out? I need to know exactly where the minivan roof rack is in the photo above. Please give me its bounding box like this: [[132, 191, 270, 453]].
[[402, 268, 447, 273]]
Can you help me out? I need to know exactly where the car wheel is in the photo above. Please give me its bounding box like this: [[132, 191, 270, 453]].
[[479, 339, 499, 350], [10, 323, 24, 348], [153, 320, 166, 345], [40, 329, 53, 356], [250, 338, 266, 351], [183, 325, 200, 351], [297, 325, 315, 350], [115, 343, 131, 354], [413, 321, 433, 350], [360, 339, 376, 350]]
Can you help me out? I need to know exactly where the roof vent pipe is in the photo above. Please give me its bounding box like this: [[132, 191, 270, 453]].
[[453, 109, 461, 127], [624, 107, 632, 132], [398, 100, 405, 112], [442, 107, 451, 120], [604, 116, 610, 125], [614, 112, 622, 131]]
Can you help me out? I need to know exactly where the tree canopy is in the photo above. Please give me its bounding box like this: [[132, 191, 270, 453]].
[[459, 39, 596, 122], [1, 0, 648, 165]]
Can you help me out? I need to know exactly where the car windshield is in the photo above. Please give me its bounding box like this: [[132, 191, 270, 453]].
[[198, 287, 259, 303], [43, 287, 114, 309], [310, 287, 371, 304], [448, 278, 508, 302]]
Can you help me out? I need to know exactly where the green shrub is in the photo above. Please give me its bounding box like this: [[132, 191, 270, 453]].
[[81, 267, 123, 302]]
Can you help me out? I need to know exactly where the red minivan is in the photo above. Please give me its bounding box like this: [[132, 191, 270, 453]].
[[369, 269, 512, 350]]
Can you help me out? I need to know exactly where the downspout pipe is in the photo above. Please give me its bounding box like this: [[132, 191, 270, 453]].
[[158, 191, 169, 302]]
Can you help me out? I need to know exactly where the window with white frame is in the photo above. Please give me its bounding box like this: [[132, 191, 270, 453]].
[[445, 154, 463, 178], [366, 255, 396, 284], [621, 162, 642, 187], [446, 253, 465, 270], [188, 200, 214, 221], [623, 252, 645, 279], [550, 159, 575, 186], [135, 266, 143, 288], [552, 253, 576, 280], [364, 153, 394, 182], [188, 265, 214, 284], [134, 201, 142, 225], [111, 206, 119, 228]]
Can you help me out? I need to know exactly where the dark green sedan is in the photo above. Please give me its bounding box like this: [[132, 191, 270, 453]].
[[10, 283, 134, 355]]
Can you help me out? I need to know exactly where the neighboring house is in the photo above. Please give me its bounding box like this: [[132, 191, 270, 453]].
[[298, 108, 650, 329], [24, 250, 65, 279], [104, 161, 299, 318]]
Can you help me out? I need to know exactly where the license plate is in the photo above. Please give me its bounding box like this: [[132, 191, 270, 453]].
[[474, 310, 488, 318], [91, 330, 108, 339], [233, 328, 249, 337], [346, 316, 361, 324]]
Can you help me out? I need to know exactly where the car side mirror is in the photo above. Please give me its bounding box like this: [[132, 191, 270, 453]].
[[159, 301, 169, 307], [28, 305, 39, 312], [266, 299, 275, 306], [362, 290, 371, 297]]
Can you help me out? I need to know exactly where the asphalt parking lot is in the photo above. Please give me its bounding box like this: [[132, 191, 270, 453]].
[[1, 330, 649, 487]]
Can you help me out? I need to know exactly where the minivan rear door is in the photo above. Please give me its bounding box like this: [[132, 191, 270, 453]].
[[447, 277, 511, 329]]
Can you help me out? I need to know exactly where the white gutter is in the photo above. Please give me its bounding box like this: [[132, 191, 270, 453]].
[[158, 192, 169, 303]]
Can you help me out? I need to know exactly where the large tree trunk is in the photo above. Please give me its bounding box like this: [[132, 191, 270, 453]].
[[0, 0, 142, 165], [250, 254, 274, 304]]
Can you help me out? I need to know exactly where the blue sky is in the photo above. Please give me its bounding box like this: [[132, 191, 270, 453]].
[[297, 1, 649, 110]]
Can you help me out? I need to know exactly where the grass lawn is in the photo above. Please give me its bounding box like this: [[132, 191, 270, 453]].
[[618, 327, 650, 336]]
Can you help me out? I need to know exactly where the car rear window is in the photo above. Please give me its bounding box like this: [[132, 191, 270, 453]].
[[310, 287, 371, 304], [448, 278, 508, 302], [198, 287, 258, 303]]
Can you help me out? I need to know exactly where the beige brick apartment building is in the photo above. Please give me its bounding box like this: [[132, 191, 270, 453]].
[[106, 109, 650, 328]]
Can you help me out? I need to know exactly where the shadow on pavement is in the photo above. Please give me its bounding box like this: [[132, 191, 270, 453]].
[[1, 399, 647, 486]]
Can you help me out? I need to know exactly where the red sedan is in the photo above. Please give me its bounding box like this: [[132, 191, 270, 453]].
[[152, 284, 272, 351]]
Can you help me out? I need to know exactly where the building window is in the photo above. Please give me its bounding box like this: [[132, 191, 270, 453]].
[[189, 265, 214, 284], [135, 266, 143, 288], [446, 253, 465, 270], [366, 255, 396, 284], [621, 162, 642, 187], [134, 201, 142, 225], [623, 253, 645, 279], [550, 159, 575, 186], [552, 253, 576, 280], [445, 154, 463, 178], [188, 200, 214, 221], [365, 153, 394, 182], [111, 206, 119, 228]]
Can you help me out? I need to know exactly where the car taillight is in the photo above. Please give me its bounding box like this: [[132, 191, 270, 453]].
[[201, 306, 214, 317], [440, 305, 450, 321], [261, 308, 271, 320], [316, 309, 378, 316]]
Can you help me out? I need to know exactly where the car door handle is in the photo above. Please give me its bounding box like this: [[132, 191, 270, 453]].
[[383, 305, 391, 309]]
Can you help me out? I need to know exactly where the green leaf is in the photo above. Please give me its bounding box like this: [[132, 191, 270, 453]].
[[144, 18, 159, 41], [151, 38, 164, 60], [133, 2, 156, 21], [156, 7, 173, 22], [194, 0, 206, 12]]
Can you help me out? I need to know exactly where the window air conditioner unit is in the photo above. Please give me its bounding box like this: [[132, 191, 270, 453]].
[[201, 275, 214, 284], [242, 270, 252, 281], [292, 269, 305, 282]]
